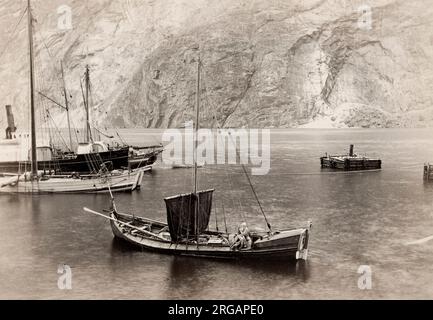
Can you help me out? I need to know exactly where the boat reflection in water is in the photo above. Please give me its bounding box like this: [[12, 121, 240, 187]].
[[109, 237, 310, 299]]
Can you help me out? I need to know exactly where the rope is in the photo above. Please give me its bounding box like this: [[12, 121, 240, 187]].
[[236, 143, 272, 231], [0, 6, 27, 61], [201, 65, 273, 231], [201, 68, 249, 226], [222, 202, 228, 233]]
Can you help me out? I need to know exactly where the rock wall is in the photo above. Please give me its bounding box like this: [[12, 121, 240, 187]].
[[1, 0, 433, 129]]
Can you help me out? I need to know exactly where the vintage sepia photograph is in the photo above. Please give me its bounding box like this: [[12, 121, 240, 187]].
[[0, 0, 432, 304]]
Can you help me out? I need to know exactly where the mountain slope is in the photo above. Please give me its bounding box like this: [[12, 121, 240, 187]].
[[1, 0, 432, 129]]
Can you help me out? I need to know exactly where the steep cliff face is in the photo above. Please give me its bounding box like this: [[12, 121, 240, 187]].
[[1, 0, 433, 129]]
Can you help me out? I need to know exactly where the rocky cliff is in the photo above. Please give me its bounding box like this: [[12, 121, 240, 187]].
[[1, 0, 433, 129]]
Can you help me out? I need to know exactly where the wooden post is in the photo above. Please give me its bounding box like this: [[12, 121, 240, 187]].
[[28, 0, 38, 177], [425, 164, 432, 181]]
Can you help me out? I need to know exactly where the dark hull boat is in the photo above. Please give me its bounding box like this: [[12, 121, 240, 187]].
[[109, 211, 310, 261], [0, 64, 161, 176], [0, 140, 161, 175], [85, 188, 311, 261], [85, 187, 311, 261], [320, 144, 381, 171], [0, 147, 129, 174]]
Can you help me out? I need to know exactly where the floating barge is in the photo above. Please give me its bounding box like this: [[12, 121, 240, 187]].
[[424, 164, 433, 181], [320, 145, 382, 171]]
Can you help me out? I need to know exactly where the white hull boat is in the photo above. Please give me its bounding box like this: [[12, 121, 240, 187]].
[[0, 170, 144, 194]]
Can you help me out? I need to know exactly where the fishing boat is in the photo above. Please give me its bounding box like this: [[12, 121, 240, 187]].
[[0, 0, 143, 194], [84, 55, 312, 261], [320, 144, 382, 170]]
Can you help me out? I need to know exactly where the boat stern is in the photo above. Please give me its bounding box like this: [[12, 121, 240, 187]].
[[296, 221, 312, 261]]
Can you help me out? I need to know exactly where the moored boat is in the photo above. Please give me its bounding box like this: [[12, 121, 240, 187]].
[[320, 144, 382, 171], [0, 0, 145, 194], [84, 203, 310, 260], [0, 169, 143, 194]]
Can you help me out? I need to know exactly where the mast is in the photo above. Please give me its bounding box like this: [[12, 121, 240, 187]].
[[193, 55, 201, 195], [84, 65, 93, 143], [27, 0, 37, 177], [192, 53, 201, 239], [61, 61, 73, 151]]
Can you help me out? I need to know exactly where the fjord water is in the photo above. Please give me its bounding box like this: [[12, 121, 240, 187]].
[[1, 128, 433, 299]]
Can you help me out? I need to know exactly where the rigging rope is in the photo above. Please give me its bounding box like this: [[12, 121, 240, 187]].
[[201, 64, 272, 231], [201, 68, 247, 225], [0, 6, 27, 61]]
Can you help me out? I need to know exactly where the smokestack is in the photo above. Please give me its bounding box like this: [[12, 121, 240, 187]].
[[5, 105, 16, 139], [349, 144, 354, 157]]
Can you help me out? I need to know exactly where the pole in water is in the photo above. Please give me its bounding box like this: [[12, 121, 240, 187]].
[[84, 65, 93, 143], [28, 0, 37, 178], [192, 52, 201, 241], [61, 61, 73, 152]]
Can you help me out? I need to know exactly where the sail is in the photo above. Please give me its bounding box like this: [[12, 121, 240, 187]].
[[165, 189, 214, 242]]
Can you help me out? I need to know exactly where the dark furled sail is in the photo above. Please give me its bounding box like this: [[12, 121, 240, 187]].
[[165, 189, 214, 242]]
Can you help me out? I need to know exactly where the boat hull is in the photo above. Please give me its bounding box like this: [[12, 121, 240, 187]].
[[0, 170, 144, 194], [110, 213, 310, 261], [320, 156, 381, 170], [0, 148, 159, 174]]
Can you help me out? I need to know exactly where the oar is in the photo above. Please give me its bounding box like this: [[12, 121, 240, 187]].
[[83, 207, 168, 241]]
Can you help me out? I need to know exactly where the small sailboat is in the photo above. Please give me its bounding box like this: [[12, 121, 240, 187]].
[[0, 0, 143, 194], [84, 55, 312, 260]]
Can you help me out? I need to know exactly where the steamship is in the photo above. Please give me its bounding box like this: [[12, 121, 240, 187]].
[[0, 105, 161, 175]]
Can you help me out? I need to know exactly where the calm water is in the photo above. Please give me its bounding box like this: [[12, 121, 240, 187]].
[[1, 128, 433, 299]]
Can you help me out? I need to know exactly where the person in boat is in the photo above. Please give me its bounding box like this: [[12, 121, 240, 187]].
[[230, 222, 252, 250]]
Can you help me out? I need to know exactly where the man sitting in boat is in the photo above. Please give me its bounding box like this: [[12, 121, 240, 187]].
[[230, 222, 252, 250]]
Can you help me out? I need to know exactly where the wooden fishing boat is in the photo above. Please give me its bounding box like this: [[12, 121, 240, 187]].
[[84, 208, 310, 260], [84, 54, 312, 261], [84, 193, 311, 260], [320, 144, 381, 170]]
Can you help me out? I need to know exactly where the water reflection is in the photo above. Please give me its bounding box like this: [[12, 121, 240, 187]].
[[2, 129, 433, 299]]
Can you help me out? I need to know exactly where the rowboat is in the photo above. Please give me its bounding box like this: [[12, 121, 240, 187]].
[[84, 204, 310, 260]]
